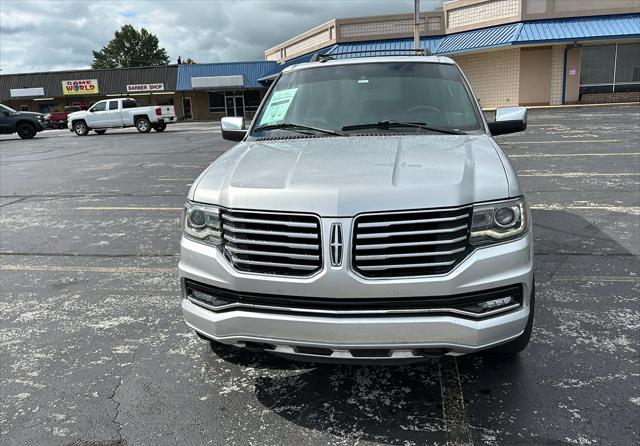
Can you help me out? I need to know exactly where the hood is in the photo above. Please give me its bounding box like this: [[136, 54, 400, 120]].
[[16, 111, 42, 118], [67, 110, 86, 119], [191, 135, 513, 216]]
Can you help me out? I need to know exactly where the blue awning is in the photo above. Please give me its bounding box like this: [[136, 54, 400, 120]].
[[437, 23, 520, 54], [256, 48, 334, 83], [515, 13, 640, 43], [176, 61, 277, 90]]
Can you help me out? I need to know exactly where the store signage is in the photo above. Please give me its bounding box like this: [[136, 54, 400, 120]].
[[62, 79, 99, 95], [126, 83, 164, 93], [10, 87, 45, 98]]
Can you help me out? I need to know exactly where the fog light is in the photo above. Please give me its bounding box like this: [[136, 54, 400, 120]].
[[478, 296, 513, 309], [189, 289, 230, 307]]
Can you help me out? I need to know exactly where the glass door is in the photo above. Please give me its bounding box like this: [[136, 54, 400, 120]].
[[224, 94, 245, 117], [234, 96, 245, 118], [182, 97, 192, 120]]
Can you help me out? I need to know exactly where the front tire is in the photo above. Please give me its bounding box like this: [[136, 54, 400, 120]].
[[153, 123, 167, 132], [94, 129, 107, 135], [73, 121, 89, 136], [490, 282, 535, 354], [16, 123, 36, 139], [136, 117, 151, 133]]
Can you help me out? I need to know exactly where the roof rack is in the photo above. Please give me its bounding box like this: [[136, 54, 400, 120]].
[[310, 48, 432, 63]]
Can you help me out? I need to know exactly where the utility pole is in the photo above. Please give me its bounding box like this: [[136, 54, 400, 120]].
[[413, 0, 421, 50]]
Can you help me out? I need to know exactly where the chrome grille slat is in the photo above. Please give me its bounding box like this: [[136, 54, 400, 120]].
[[354, 236, 468, 250], [221, 210, 322, 277], [356, 247, 465, 261], [222, 214, 317, 228], [358, 213, 468, 228], [356, 224, 468, 239], [358, 260, 456, 271], [353, 207, 472, 278], [228, 255, 319, 270], [222, 223, 318, 239], [226, 245, 319, 260], [223, 234, 319, 250]]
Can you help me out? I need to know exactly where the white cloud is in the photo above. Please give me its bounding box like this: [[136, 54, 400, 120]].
[[0, 0, 444, 73]]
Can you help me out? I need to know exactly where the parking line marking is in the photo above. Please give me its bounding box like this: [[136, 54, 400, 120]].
[[502, 139, 620, 144], [519, 173, 638, 177], [439, 356, 473, 446], [530, 205, 640, 213], [509, 152, 640, 158], [0, 264, 176, 274], [157, 179, 194, 181], [77, 206, 182, 211], [552, 275, 640, 283]]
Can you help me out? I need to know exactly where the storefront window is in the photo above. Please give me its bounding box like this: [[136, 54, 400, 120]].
[[244, 90, 262, 112], [209, 92, 225, 112], [156, 97, 174, 106], [615, 43, 640, 84], [580, 43, 640, 97], [580, 45, 615, 85]]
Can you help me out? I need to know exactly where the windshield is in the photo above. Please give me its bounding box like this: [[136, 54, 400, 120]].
[[252, 62, 482, 136], [0, 104, 16, 113]]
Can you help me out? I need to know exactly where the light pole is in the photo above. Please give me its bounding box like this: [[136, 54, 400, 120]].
[[413, 0, 421, 50]]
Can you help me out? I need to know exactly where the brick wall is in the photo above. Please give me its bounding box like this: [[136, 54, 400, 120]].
[[579, 91, 640, 104], [454, 48, 521, 108], [448, 0, 520, 29]]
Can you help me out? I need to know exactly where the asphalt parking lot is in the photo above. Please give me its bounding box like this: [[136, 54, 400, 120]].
[[1, 106, 639, 446]]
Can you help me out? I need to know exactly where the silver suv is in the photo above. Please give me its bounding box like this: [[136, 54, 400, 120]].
[[180, 55, 534, 363]]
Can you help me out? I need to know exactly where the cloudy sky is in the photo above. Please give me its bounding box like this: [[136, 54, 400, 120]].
[[1, 0, 444, 74]]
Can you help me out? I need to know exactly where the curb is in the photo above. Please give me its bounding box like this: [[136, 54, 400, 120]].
[[482, 102, 640, 112]]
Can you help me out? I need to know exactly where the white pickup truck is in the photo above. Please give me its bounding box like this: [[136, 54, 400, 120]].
[[67, 98, 176, 135]]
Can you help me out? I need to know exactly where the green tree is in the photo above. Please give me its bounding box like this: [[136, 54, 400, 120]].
[[91, 25, 169, 69]]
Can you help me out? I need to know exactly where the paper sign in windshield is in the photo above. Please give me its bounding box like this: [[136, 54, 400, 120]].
[[259, 88, 298, 125]]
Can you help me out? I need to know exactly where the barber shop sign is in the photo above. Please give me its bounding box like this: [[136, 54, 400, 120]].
[[126, 83, 165, 93]]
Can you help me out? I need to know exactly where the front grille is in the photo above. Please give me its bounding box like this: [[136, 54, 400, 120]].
[[221, 209, 322, 277], [352, 206, 472, 278]]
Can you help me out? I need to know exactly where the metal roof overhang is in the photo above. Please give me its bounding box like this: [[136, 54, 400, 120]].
[[515, 13, 640, 45]]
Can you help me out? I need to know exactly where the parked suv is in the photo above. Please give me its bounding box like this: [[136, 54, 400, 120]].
[[0, 104, 45, 139], [180, 55, 533, 363]]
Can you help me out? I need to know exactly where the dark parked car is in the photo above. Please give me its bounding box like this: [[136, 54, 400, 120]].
[[0, 104, 45, 139]]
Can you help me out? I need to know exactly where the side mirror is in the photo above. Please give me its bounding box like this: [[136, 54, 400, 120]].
[[488, 107, 527, 136], [221, 117, 246, 142]]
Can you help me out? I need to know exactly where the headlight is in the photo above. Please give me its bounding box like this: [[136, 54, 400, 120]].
[[470, 197, 529, 245], [183, 202, 222, 247]]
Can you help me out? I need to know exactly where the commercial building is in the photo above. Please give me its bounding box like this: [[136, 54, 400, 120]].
[[1, 0, 639, 119], [0, 65, 179, 114], [0, 62, 276, 121], [266, 0, 640, 108]]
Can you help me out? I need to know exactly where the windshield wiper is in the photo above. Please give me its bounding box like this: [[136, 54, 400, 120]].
[[341, 120, 465, 135], [254, 122, 346, 137]]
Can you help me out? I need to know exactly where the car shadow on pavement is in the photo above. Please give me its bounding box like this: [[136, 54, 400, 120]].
[[211, 210, 638, 444]]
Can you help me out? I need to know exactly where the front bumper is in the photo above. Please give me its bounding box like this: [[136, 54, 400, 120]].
[[180, 225, 533, 360]]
